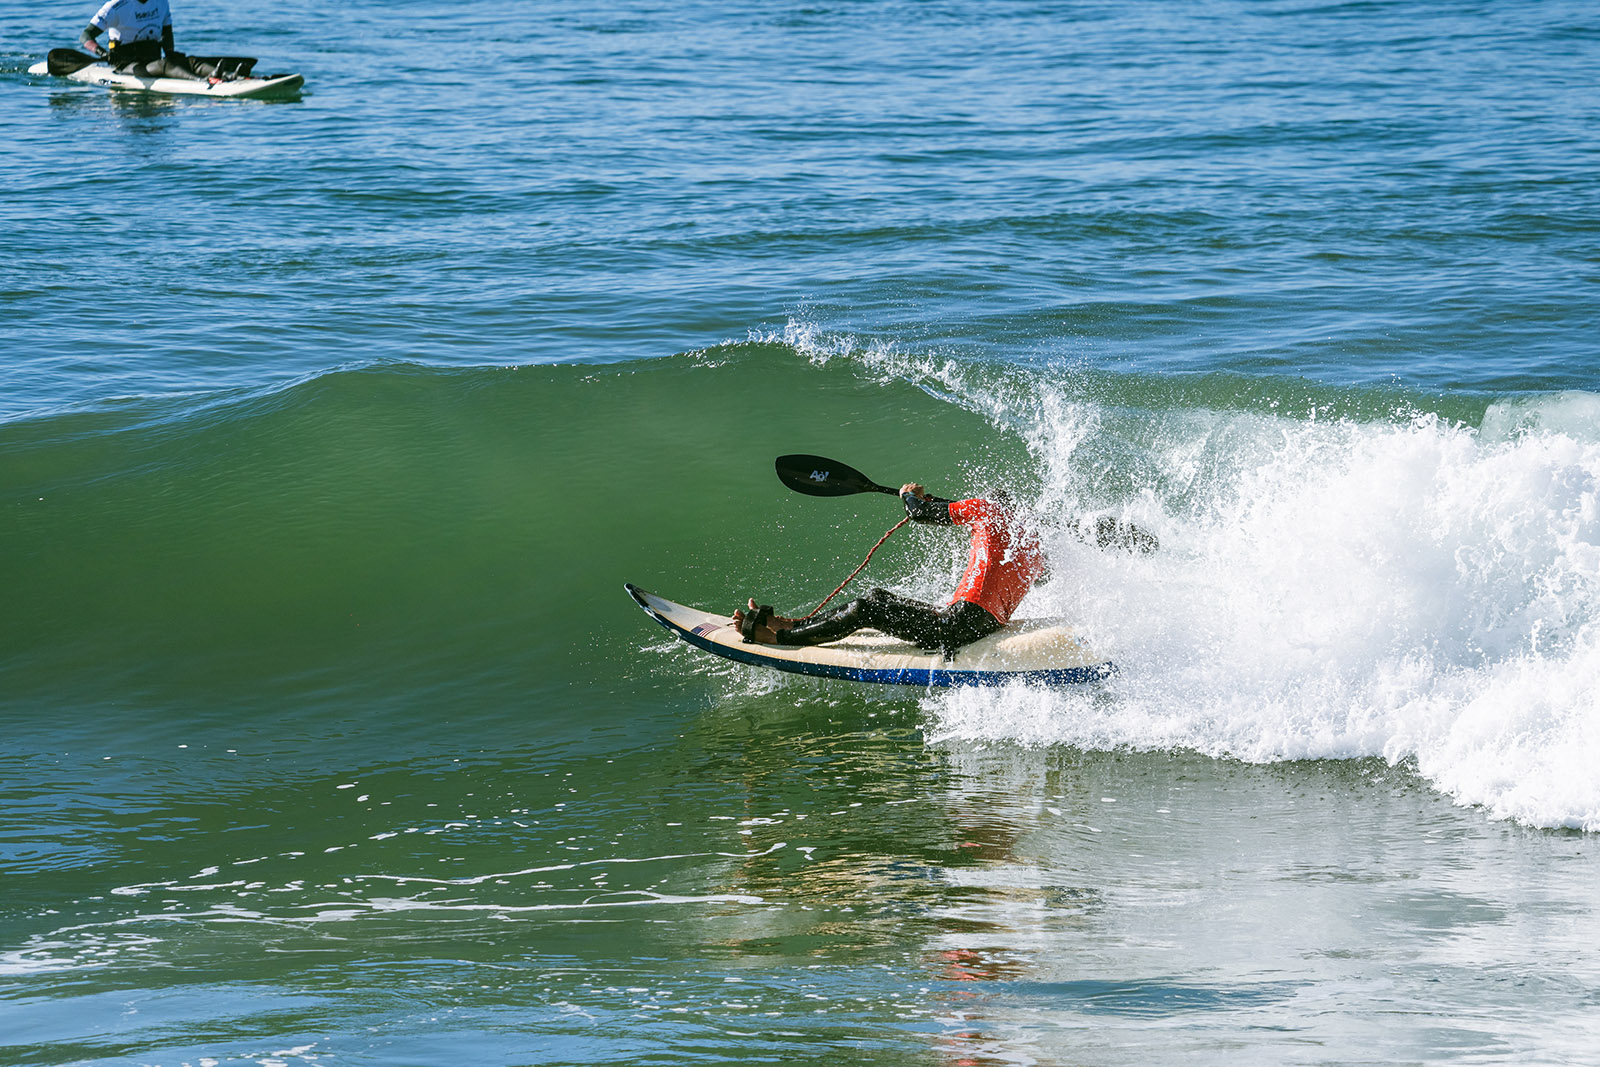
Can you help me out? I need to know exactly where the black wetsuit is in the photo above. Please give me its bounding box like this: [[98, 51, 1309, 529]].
[[86, 19, 204, 80], [774, 492, 1004, 656], [774, 587, 1002, 656]]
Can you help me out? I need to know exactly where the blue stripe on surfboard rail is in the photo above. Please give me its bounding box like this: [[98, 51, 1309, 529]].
[[624, 583, 1115, 688]]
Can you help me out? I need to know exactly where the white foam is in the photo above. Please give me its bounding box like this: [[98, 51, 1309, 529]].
[[800, 331, 1600, 830]]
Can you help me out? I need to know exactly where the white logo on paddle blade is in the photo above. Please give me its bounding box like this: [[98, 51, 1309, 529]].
[[811, 470, 829, 482]]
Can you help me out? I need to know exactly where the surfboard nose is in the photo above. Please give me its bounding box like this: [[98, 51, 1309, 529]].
[[624, 583, 658, 615]]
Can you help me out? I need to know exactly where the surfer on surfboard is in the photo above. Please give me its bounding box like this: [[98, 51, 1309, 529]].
[[732, 482, 1045, 656]]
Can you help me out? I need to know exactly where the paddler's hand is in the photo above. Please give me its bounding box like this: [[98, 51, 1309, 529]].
[[900, 482, 952, 525]]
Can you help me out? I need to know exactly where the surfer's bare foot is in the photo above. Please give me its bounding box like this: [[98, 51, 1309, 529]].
[[732, 599, 795, 644], [729, 607, 777, 643], [745, 598, 797, 630], [730, 606, 778, 644]]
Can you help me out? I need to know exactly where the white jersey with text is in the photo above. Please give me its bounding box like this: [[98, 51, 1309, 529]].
[[89, 0, 172, 44]]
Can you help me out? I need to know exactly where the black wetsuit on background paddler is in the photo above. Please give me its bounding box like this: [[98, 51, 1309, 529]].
[[81, 0, 206, 81]]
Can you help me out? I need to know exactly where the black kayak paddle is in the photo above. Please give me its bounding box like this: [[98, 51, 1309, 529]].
[[774, 453, 1160, 554], [775, 454, 900, 498], [46, 49, 100, 76]]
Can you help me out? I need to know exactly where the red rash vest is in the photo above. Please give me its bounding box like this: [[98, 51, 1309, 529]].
[[946, 498, 1044, 625]]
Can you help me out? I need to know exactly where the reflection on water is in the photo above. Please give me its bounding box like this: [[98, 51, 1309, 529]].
[[687, 699, 1600, 1066], [47, 87, 183, 126], [3, 680, 1598, 1065], [42, 79, 300, 137]]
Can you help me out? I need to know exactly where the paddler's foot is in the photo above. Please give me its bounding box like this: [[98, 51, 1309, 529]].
[[731, 608, 777, 644], [732, 599, 796, 644], [746, 598, 797, 630]]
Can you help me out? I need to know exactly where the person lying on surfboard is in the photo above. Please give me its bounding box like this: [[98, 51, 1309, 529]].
[[79, 0, 207, 81], [732, 482, 1044, 656]]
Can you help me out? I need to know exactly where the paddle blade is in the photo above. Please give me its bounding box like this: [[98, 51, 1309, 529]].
[[47, 48, 100, 76], [775, 454, 897, 497]]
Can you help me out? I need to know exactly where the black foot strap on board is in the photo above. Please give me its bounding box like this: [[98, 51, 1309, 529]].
[[740, 605, 774, 643]]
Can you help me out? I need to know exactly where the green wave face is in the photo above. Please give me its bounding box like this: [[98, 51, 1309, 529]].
[[0, 345, 1020, 716], [6, 338, 1598, 833]]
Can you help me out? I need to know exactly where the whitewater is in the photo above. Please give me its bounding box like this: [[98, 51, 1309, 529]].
[[770, 329, 1600, 831]]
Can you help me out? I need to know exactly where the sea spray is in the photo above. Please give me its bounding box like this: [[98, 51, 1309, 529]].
[[948, 384, 1600, 830], [777, 327, 1600, 829]]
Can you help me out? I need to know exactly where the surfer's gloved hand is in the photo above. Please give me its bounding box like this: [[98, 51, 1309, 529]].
[[901, 484, 954, 525], [900, 485, 927, 517]]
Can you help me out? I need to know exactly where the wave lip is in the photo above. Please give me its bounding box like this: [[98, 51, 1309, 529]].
[[891, 361, 1600, 832]]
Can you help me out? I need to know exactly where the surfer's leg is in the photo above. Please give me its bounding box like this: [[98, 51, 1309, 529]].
[[182, 54, 218, 78], [157, 55, 207, 81], [800, 598, 998, 655], [113, 55, 205, 80], [771, 592, 884, 647], [777, 588, 946, 648], [934, 600, 1003, 652], [854, 588, 950, 648]]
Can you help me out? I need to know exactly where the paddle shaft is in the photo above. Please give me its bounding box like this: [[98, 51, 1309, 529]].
[[773, 453, 1159, 554]]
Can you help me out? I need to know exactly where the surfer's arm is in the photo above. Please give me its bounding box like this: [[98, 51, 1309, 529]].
[[900, 484, 954, 525], [161, 24, 175, 55], [81, 25, 103, 53]]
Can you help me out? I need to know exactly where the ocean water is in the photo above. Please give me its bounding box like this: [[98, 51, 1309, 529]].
[[3, 0, 1600, 1064]]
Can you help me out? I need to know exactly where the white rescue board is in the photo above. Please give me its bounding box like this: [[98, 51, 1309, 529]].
[[29, 59, 303, 99], [626, 584, 1115, 688]]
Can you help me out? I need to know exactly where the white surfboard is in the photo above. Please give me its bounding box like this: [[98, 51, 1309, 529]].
[[29, 59, 303, 99], [626, 584, 1114, 688]]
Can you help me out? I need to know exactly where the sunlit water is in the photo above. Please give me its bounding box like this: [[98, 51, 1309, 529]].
[[3, 1, 1599, 1063]]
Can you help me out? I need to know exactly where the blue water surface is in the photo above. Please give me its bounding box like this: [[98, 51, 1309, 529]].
[[3, 0, 1598, 420]]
